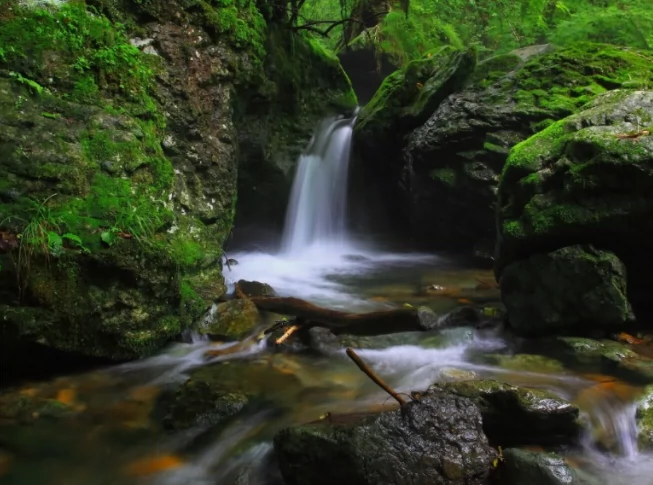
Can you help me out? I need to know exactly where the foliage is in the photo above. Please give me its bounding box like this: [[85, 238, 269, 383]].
[[297, 0, 653, 65]]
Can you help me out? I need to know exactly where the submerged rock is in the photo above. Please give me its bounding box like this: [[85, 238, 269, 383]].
[[500, 245, 633, 337], [199, 299, 261, 340], [274, 391, 497, 485], [635, 385, 653, 450], [496, 448, 580, 485], [432, 380, 582, 446], [162, 380, 249, 431]]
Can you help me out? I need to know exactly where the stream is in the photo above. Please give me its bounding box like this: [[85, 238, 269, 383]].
[[1, 250, 652, 484], [2, 112, 653, 484]]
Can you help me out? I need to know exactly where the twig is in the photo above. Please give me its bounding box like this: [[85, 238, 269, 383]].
[[275, 325, 300, 345], [346, 348, 406, 405]]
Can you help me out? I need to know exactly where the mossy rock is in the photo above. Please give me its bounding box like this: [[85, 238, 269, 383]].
[[199, 299, 261, 340], [500, 245, 633, 337], [162, 379, 250, 431], [431, 380, 583, 447], [356, 45, 476, 146], [359, 42, 653, 251], [496, 449, 581, 485], [635, 385, 653, 450], [0, 1, 241, 359], [496, 89, 653, 322]]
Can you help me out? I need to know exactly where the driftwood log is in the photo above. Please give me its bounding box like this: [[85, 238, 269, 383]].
[[249, 296, 428, 336]]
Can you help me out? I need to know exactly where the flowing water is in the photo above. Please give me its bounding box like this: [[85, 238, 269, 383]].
[[2, 116, 653, 484]]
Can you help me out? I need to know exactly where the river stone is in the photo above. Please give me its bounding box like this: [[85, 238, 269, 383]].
[[556, 337, 653, 380], [635, 385, 653, 450], [500, 245, 633, 337], [236, 280, 277, 298], [498, 449, 580, 485], [199, 299, 260, 339], [161, 378, 250, 430], [274, 391, 497, 485], [431, 380, 582, 446]]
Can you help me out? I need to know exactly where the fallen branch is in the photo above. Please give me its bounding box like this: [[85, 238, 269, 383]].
[[251, 296, 427, 336], [275, 325, 300, 345], [346, 348, 406, 406]]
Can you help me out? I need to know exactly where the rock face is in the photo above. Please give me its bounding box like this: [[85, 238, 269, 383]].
[[0, 0, 355, 359], [431, 380, 583, 446], [353, 43, 653, 250], [274, 390, 497, 485], [497, 89, 653, 331], [501, 245, 633, 336], [351, 45, 476, 235]]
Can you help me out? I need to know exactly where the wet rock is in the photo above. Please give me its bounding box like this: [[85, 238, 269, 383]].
[[501, 245, 633, 337], [274, 390, 497, 485], [486, 353, 566, 374], [161, 378, 250, 431], [199, 299, 260, 340], [557, 337, 653, 380], [496, 89, 653, 322], [236, 280, 277, 298], [432, 380, 582, 446], [635, 385, 653, 450], [496, 448, 580, 485], [437, 367, 477, 382], [356, 43, 653, 250]]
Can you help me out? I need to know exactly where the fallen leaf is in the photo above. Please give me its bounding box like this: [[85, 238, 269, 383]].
[[124, 454, 184, 477], [56, 388, 77, 405]]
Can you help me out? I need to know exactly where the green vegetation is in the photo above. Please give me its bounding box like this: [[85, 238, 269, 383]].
[[297, 0, 653, 65]]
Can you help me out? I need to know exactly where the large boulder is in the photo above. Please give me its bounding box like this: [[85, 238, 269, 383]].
[[496, 89, 653, 327], [431, 380, 583, 446], [274, 390, 497, 485], [501, 245, 633, 336], [353, 42, 653, 250], [350, 45, 476, 234]]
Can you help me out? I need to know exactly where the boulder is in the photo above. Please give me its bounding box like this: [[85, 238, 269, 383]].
[[353, 42, 653, 250], [162, 381, 249, 431], [500, 245, 633, 336], [274, 391, 497, 485], [199, 299, 261, 340], [496, 89, 653, 323], [496, 448, 581, 485], [431, 380, 583, 446]]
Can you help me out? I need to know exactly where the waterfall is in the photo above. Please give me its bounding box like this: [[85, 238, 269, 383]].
[[281, 109, 360, 254]]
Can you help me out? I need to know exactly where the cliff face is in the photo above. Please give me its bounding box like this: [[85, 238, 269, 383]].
[[0, 0, 356, 359]]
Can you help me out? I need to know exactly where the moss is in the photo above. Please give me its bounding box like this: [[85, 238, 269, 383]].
[[358, 46, 475, 137], [471, 53, 521, 86], [513, 43, 653, 118]]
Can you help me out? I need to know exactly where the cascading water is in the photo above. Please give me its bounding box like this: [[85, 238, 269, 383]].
[[280, 109, 360, 254]]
